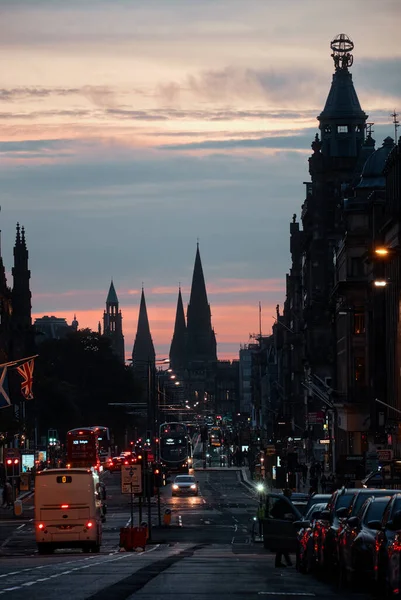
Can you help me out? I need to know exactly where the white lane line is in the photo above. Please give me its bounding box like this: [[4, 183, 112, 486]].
[[204, 520, 210, 524], [16, 524, 26, 531], [258, 594, 315, 597], [0, 545, 161, 594]]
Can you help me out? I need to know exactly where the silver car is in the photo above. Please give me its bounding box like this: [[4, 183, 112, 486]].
[[172, 474, 199, 496]]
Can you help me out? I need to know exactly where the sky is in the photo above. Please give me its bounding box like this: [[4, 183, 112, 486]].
[[0, 0, 400, 360]]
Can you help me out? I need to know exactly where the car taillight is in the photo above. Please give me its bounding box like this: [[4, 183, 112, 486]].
[[38, 523, 45, 530], [61, 504, 69, 509], [86, 521, 94, 528]]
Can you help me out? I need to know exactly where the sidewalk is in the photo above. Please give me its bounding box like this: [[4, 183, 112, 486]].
[[0, 486, 34, 519]]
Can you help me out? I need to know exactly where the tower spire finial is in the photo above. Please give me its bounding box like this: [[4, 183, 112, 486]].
[[330, 33, 354, 71]]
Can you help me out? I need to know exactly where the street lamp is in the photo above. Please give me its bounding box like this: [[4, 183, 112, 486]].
[[375, 247, 390, 257], [374, 279, 387, 287]]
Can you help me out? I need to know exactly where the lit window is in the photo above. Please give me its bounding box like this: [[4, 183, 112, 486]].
[[337, 125, 348, 133], [353, 312, 365, 335]]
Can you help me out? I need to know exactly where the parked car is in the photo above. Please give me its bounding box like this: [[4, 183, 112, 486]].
[[311, 488, 357, 571], [296, 502, 328, 574], [337, 495, 391, 588], [372, 493, 401, 596]]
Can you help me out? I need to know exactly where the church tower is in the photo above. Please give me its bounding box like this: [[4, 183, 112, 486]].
[[103, 280, 125, 362], [186, 244, 217, 364], [169, 286, 186, 370], [12, 223, 31, 330], [132, 288, 155, 373], [11, 223, 32, 358]]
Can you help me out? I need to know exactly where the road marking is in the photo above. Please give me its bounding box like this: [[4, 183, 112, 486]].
[[258, 593, 315, 597], [16, 524, 26, 530], [0, 552, 152, 594], [204, 520, 210, 524]]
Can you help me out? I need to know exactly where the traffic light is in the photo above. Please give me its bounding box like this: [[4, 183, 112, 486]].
[[153, 464, 163, 487], [6, 457, 20, 478]]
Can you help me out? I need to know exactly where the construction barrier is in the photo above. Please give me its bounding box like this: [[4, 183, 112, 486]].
[[163, 509, 171, 526], [119, 526, 147, 551]]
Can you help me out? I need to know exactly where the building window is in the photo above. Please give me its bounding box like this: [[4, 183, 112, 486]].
[[353, 312, 365, 334], [337, 125, 348, 133], [350, 257, 364, 277], [354, 357, 365, 383]]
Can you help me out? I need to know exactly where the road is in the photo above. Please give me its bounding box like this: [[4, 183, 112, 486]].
[[0, 467, 370, 599]]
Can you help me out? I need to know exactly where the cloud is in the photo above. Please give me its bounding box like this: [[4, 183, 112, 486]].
[[158, 129, 317, 151]]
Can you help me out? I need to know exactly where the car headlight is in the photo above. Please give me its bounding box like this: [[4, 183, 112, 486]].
[[172, 484, 179, 490], [190, 484, 197, 490]]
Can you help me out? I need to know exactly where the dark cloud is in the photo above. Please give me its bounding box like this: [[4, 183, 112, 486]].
[[0, 109, 92, 120], [354, 58, 401, 99], [0, 87, 81, 101]]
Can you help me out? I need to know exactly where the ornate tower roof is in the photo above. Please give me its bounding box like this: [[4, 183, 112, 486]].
[[318, 34, 367, 158], [12, 222, 31, 329], [106, 280, 119, 306], [169, 287, 187, 370], [186, 244, 217, 363], [132, 288, 155, 367]]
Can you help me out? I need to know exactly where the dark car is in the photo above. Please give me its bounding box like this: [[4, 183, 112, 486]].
[[172, 474, 199, 496], [312, 488, 357, 571], [296, 502, 327, 574], [262, 493, 302, 552], [372, 493, 401, 595], [337, 495, 391, 587], [304, 493, 331, 514], [107, 456, 123, 472]]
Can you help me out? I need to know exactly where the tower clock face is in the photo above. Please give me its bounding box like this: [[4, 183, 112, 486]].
[[324, 125, 332, 134]]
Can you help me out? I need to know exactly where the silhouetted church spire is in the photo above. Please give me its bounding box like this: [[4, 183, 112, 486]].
[[12, 222, 31, 329], [186, 245, 217, 363], [169, 286, 186, 370], [132, 288, 155, 368]]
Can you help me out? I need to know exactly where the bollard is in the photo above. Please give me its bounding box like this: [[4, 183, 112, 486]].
[[14, 499, 23, 518], [163, 508, 172, 526]]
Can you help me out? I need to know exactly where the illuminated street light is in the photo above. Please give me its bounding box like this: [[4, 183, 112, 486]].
[[375, 247, 389, 257], [175, 381, 180, 386], [256, 483, 265, 493], [170, 375, 176, 379], [374, 279, 387, 287]]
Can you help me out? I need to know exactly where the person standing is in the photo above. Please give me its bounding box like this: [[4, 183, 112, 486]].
[[271, 489, 293, 568]]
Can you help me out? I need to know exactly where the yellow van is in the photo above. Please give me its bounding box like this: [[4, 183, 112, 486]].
[[35, 468, 103, 554]]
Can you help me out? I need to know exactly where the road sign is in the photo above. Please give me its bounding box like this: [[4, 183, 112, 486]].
[[121, 464, 142, 495], [377, 449, 393, 462], [4, 448, 20, 459]]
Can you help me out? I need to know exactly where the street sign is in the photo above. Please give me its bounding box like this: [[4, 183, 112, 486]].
[[4, 448, 20, 459], [377, 449, 394, 462], [308, 411, 325, 425], [121, 464, 142, 495]]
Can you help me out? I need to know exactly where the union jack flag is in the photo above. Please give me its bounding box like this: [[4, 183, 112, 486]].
[[16, 359, 35, 400]]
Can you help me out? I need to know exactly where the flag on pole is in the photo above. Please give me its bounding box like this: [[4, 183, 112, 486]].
[[16, 358, 35, 400], [0, 367, 11, 409]]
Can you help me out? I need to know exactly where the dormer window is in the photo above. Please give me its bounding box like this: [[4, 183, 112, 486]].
[[337, 125, 348, 133]]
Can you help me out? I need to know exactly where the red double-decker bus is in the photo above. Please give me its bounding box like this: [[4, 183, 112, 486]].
[[66, 428, 100, 471]]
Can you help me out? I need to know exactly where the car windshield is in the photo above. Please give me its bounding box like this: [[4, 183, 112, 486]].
[[364, 499, 389, 523], [353, 491, 394, 515], [176, 476, 194, 483], [335, 493, 355, 511], [305, 503, 325, 520]]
